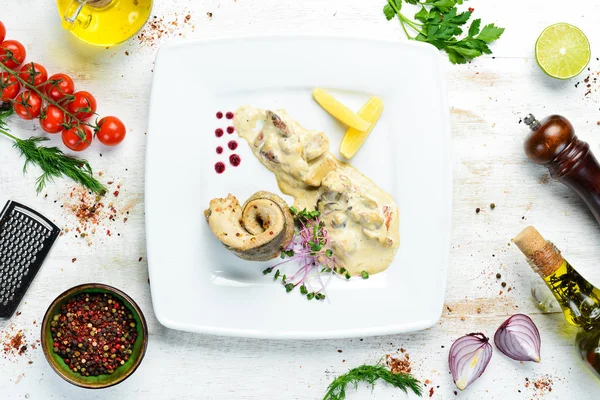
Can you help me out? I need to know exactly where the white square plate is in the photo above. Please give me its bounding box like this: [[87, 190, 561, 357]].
[[146, 36, 451, 339]]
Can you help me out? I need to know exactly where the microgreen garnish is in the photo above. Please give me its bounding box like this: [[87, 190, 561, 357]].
[[383, 0, 504, 64], [263, 207, 352, 301]]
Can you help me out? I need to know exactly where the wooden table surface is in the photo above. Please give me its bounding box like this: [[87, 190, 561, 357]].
[[2, 0, 600, 398]]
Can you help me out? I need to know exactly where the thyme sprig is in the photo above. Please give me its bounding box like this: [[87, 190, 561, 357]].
[[323, 364, 422, 400], [0, 104, 105, 194]]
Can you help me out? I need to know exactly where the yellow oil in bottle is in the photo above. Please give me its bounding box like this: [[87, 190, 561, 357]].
[[56, 0, 153, 46], [543, 260, 600, 330], [515, 226, 600, 380]]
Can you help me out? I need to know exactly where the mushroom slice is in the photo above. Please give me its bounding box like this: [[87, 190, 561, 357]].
[[204, 191, 294, 261]]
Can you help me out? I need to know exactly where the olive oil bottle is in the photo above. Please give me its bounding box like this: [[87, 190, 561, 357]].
[[56, 0, 153, 46], [514, 226, 600, 379]]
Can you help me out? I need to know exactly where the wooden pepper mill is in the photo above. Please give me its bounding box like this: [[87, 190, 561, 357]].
[[524, 114, 600, 224]]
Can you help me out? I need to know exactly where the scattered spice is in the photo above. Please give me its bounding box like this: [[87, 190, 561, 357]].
[[475, 207, 481, 214], [429, 387, 434, 397], [136, 12, 195, 48], [496, 273, 501, 279], [61, 184, 133, 245], [490, 203, 496, 209], [1, 324, 30, 361], [385, 352, 411, 374], [525, 375, 554, 398], [50, 292, 138, 377], [72, 258, 77, 263]]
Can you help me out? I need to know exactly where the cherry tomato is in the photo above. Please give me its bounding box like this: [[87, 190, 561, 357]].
[[66, 91, 96, 121], [62, 124, 93, 152], [13, 91, 42, 120], [45, 73, 74, 103], [18, 62, 48, 86], [0, 40, 26, 69], [0, 72, 21, 101], [0, 21, 6, 44], [39, 105, 66, 134], [96, 116, 126, 146]]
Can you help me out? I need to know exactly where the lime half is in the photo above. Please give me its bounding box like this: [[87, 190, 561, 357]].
[[535, 23, 591, 79]]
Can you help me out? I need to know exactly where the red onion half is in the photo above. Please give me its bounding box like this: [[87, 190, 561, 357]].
[[448, 332, 493, 390], [494, 314, 541, 362]]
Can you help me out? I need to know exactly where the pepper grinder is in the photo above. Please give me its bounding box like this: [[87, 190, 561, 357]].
[[524, 114, 600, 224]]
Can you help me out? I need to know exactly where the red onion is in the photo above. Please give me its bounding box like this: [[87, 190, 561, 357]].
[[494, 314, 541, 362], [448, 332, 493, 390]]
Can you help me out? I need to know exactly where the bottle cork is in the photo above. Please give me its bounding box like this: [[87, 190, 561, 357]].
[[514, 226, 564, 277]]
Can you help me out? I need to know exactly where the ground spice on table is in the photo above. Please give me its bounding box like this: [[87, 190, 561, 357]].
[[1, 324, 30, 361], [50, 293, 138, 377], [385, 352, 411, 374]]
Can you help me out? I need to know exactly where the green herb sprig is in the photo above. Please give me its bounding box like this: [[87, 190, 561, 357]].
[[383, 0, 504, 64], [323, 364, 422, 400], [0, 104, 105, 194]]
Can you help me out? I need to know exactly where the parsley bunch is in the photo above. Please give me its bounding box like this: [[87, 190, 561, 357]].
[[384, 0, 504, 64]]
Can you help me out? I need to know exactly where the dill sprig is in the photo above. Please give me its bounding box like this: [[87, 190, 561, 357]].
[[0, 104, 105, 194], [323, 364, 422, 400]]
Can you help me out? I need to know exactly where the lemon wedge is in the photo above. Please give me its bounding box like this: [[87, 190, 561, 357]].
[[340, 96, 384, 159], [312, 88, 371, 131]]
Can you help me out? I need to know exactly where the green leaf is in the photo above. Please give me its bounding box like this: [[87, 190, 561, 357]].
[[445, 47, 467, 64], [477, 23, 505, 43], [427, 0, 458, 13], [383, 4, 396, 20], [468, 18, 481, 37], [448, 45, 482, 59], [414, 6, 429, 23]]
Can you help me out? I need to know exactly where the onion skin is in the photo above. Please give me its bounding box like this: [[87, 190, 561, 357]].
[[494, 314, 541, 363], [448, 332, 493, 390]]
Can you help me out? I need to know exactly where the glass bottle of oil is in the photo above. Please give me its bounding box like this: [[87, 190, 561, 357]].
[[56, 0, 153, 46], [514, 226, 600, 379]]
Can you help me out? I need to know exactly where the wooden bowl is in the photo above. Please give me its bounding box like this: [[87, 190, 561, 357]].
[[41, 283, 148, 389]]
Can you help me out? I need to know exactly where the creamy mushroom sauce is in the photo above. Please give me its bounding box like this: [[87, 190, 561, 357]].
[[234, 106, 399, 275]]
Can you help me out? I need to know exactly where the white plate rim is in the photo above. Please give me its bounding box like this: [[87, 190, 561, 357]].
[[145, 34, 453, 339]]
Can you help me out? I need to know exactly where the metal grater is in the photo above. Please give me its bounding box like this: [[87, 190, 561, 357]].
[[0, 201, 60, 319]]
